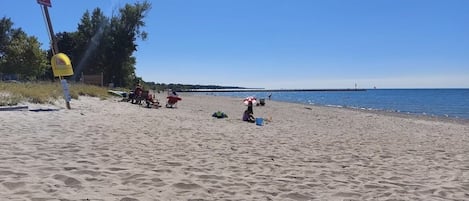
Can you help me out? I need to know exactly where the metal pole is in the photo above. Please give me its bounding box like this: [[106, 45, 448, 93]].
[[42, 5, 71, 109], [42, 5, 59, 55]]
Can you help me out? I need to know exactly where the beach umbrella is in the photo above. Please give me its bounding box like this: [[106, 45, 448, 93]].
[[244, 96, 257, 105]]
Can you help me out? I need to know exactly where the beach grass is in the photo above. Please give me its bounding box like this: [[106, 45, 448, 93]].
[[0, 82, 110, 106]]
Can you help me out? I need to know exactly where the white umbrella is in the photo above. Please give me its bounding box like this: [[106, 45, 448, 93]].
[[244, 96, 257, 105]]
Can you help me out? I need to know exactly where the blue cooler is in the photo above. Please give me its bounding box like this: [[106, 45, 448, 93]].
[[255, 118, 264, 126]]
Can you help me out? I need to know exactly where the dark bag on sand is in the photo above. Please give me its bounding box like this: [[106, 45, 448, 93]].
[[212, 111, 228, 118]]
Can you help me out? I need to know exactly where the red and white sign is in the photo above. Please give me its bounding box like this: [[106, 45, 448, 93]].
[[37, 0, 51, 7]]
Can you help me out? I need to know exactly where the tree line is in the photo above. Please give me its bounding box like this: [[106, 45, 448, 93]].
[[0, 1, 151, 88], [143, 82, 245, 92]]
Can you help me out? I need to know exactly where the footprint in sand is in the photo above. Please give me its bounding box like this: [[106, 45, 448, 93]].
[[73, 169, 101, 177], [280, 192, 315, 201], [52, 174, 81, 187], [63, 167, 78, 171], [120, 197, 139, 201], [172, 182, 202, 190], [108, 167, 128, 171], [2, 181, 26, 190], [332, 191, 361, 198], [197, 174, 225, 180], [76, 160, 97, 165], [0, 170, 28, 177], [152, 169, 172, 173], [147, 178, 167, 187], [121, 174, 147, 185], [165, 161, 183, 166]]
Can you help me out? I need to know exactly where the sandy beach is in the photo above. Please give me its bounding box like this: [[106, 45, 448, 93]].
[[0, 93, 468, 201]]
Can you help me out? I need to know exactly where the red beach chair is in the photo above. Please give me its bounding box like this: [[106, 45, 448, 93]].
[[166, 96, 181, 108]]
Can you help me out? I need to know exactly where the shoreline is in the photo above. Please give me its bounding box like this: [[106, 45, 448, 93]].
[[187, 92, 469, 125], [309, 102, 469, 126]]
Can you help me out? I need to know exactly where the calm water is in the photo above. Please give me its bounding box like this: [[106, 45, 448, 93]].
[[206, 89, 469, 120]]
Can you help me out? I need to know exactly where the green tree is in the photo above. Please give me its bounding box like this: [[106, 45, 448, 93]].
[[104, 1, 151, 87], [56, 31, 78, 58], [68, 2, 150, 87], [0, 17, 47, 80], [71, 8, 110, 80], [0, 17, 14, 60]]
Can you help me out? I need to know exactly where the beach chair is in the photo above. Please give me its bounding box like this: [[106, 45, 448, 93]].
[[145, 93, 160, 108], [134, 90, 150, 105], [131, 87, 144, 104], [166, 96, 182, 108], [259, 98, 265, 106]]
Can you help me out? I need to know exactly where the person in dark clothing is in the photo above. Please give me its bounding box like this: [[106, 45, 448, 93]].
[[243, 101, 255, 123], [247, 101, 253, 114], [243, 109, 255, 123], [131, 83, 143, 104]]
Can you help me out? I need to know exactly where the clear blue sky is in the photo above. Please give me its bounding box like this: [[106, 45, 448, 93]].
[[2, 0, 468, 89]]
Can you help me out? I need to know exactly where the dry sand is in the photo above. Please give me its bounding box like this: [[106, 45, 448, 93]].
[[0, 93, 468, 201]]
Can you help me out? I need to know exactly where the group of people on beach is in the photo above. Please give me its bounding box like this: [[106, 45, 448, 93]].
[[127, 83, 181, 108]]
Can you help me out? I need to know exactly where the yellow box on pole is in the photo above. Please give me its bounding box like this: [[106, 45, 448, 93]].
[[51, 53, 74, 77]]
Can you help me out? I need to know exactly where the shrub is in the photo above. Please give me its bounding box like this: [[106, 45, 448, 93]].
[[0, 81, 110, 105]]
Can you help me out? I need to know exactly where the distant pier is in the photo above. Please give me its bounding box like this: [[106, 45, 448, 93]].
[[179, 88, 367, 93]]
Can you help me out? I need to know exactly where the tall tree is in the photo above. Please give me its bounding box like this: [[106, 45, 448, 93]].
[[56, 31, 77, 57], [72, 8, 110, 80], [53, 1, 150, 86], [105, 1, 151, 87]]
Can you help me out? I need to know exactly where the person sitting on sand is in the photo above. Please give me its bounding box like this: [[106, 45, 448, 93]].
[[247, 101, 253, 114], [243, 109, 255, 123], [243, 101, 255, 123]]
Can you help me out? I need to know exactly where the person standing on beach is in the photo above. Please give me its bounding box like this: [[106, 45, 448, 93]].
[[268, 93, 272, 100]]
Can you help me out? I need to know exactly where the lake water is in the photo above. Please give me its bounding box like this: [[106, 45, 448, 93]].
[[206, 89, 469, 120]]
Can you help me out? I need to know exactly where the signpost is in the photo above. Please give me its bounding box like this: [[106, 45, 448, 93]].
[[37, 0, 51, 7], [38, 0, 73, 109]]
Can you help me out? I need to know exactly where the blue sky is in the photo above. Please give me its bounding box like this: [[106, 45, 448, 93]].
[[2, 0, 468, 89]]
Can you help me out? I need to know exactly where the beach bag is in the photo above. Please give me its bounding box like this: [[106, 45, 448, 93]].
[[212, 111, 228, 118]]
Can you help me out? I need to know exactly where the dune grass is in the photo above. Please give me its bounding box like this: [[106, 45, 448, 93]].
[[0, 82, 111, 106]]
